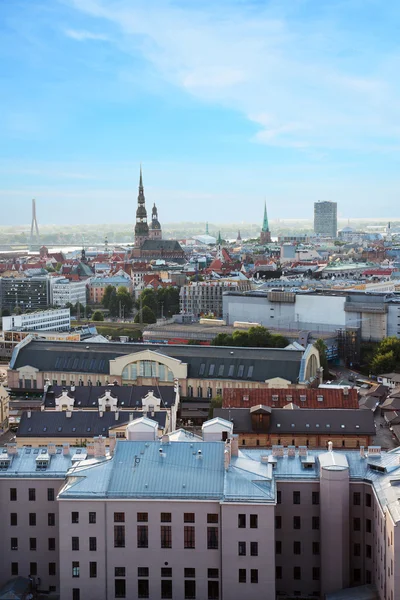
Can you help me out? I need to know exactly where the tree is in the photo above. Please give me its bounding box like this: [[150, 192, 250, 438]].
[[137, 289, 158, 314], [369, 337, 400, 375], [134, 306, 156, 324], [92, 311, 104, 322], [208, 395, 222, 419], [314, 338, 329, 378], [211, 326, 289, 348], [102, 285, 115, 310], [13, 306, 22, 315], [1, 308, 10, 317]]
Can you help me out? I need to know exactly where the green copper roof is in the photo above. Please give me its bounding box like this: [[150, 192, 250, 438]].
[[262, 201, 269, 232]]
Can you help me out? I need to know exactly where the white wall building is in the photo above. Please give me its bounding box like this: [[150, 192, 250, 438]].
[[50, 278, 87, 307], [2, 308, 71, 332]]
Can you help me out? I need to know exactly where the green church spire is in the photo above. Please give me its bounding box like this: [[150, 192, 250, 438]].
[[205, 222, 209, 235], [217, 230, 222, 245], [262, 201, 269, 232]]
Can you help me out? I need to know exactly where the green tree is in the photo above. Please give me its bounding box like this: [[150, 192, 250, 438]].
[[137, 289, 158, 314], [92, 311, 104, 322], [314, 338, 329, 378], [369, 337, 400, 375], [1, 308, 10, 317], [212, 333, 230, 346], [208, 395, 223, 419], [102, 285, 115, 309], [13, 306, 22, 315], [134, 306, 156, 324]]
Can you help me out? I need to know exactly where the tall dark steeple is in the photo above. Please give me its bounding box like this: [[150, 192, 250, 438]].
[[149, 202, 162, 240], [260, 200, 271, 244], [134, 165, 149, 248]]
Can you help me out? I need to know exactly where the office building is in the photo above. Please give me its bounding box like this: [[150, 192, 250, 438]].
[[314, 201, 337, 238], [2, 308, 71, 333], [0, 276, 49, 311], [50, 278, 87, 307]]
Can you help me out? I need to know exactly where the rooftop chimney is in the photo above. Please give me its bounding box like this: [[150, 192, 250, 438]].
[[27, 410, 31, 419], [115, 410, 119, 421], [224, 449, 230, 470], [47, 443, 57, 455], [162, 434, 169, 444], [231, 434, 239, 457], [328, 441, 333, 452], [63, 443, 70, 456], [360, 446, 365, 458], [66, 411, 72, 418], [86, 441, 95, 457], [6, 443, 17, 456], [109, 432, 117, 455], [94, 435, 106, 457]]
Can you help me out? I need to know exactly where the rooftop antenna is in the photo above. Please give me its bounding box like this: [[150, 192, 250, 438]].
[[30, 199, 39, 248]]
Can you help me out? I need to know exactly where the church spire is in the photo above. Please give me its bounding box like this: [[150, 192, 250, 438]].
[[134, 165, 149, 248], [205, 222, 209, 235], [262, 201, 269, 232], [260, 200, 271, 244], [139, 164, 143, 189], [217, 230, 222, 245]]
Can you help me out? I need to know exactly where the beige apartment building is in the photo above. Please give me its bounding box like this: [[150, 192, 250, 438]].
[[1, 417, 399, 600]]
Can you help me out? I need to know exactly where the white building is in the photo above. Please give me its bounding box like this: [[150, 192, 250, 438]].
[[2, 308, 71, 332], [50, 277, 87, 307]]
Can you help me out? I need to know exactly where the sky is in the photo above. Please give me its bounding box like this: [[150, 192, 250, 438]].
[[1, 0, 400, 225]]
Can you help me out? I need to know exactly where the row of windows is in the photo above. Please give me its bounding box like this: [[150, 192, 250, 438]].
[[275, 516, 320, 530], [70, 511, 220, 524], [237, 514, 258, 528], [11, 562, 56, 577], [9, 488, 55, 502], [114, 525, 218, 550], [71, 578, 220, 599], [354, 518, 372, 532], [10, 537, 57, 551], [353, 492, 372, 507], [276, 541, 320, 555], [276, 566, 320, 581], [276, 491, 319, 505]]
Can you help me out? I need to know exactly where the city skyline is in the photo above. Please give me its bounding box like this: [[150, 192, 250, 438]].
[[2, 0, 400, 224]]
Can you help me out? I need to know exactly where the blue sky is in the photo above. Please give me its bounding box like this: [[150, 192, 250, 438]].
[[1, 0, 400, 225]]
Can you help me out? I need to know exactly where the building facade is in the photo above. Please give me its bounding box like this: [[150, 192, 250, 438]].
[[50, 278, 87, 307], [314, 201, 337, 238], [0, 276, 49, 311], [180, 279, 252, 318], [2, 308, 71, 333], [0, 427, 400, 600]]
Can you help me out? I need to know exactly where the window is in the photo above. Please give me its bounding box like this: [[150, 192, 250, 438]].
[[238, 514, 246, 528], [47, 488, 55, 501], [185, 580, 196, 599], [248, 541, 258, 556], [137, 512, 148, 522], [10, 513, 17, 526], [161, 567, 172, 577], [366, 544, 372, 558], [137, 525, 148, 548], [293, 541, 301, 554], [238, 541, 246, 556], [238, 569, 246, 583], [11, 538, 18, 551], [48, 513, 55, 526], [90, 562, 97, 578], [353, 517, 361, 531], [184, 513, 195, 523], [312, 491, 319, 505], [276, 566, 282, 579], [30, 562, 37, 576], [30, 538, 37, 551], [29, 513, 36, 526], [11, 563, 18, 576], [72, 589, 80, 600], [207, 514, 218, 523], [312, 541, 320, 555], [276, 540, 282, 554], [293, 516, 301, 529], [251, 569, 258, 584], [28, 488, 36, 501], [10, 488, 17, 501], [89, 537, 97, 551], [277, 490, 281, 504], [161, 580, 173, 599], [208, 581, 219, 600], [138, 580, 149, 599], [114, 525, 125, 548], [354, 543, 361, 556], [114, 512, 125, 522], [366, 570, 372, 584], [48, 538, 56, 551], [366, 493, 372, 507], [72, 537, 79, 551], [184, 526, 195, 549], [72, 512, 79, 524], [89, 512, 96, 524], [115, 579, 126, 599], [353, 492, 361, 506], [117, 567, 127, 577], [294, 567, 301, 580], [208, 569, 219, 579], [293, 491, 301, 505], [185, 568, 196, 578], [353, 568, 361, 582], [312, 516, 319, 530], [161, 525, 172, 548], [207, 527, 219, 550], [161, 512, 171, 522], [275, 516, 282, 529], [313, 567, 320, 581], [49, 562, 56, 576], [366, 518, 372, 533], [250, 514, 258, 528], [72, 562, 80, 577]]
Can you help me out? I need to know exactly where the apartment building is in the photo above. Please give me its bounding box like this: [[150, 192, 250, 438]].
[[0, 276, 50, 311], [2, 308, 71, 333], [1, 420, 400, 600], [88, 275, 132, 304], [314, 201, 337, 238], [180, 279, 251, 318]]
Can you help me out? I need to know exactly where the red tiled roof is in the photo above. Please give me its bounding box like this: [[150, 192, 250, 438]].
[[222, 387, 359, 409]]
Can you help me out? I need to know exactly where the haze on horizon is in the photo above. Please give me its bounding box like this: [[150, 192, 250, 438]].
[[1, 0, 400, 226]]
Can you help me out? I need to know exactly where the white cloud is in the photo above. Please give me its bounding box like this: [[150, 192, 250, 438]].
[[66, 0, 400, 152], [64, 28, 109, 41]]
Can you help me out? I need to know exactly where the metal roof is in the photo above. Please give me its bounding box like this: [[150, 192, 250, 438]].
[[223, 387, 359, 409], [17, 410, 166, 438], [45, 384, 176, 409]]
